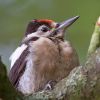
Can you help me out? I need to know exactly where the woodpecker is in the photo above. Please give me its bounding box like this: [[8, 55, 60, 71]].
[[9, 16, 80, 95]]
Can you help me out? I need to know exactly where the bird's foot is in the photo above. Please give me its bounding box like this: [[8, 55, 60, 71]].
[[44, 80, 57, 91]]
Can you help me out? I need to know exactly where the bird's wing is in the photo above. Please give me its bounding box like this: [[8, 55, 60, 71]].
[[9, 44, 29, 87], [9, 36, 39, 87]]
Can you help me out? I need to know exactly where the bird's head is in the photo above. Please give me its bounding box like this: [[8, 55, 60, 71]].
[[23, 16, 79, 43]]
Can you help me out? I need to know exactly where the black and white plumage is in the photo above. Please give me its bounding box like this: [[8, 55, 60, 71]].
[[9, 17, 80, 95]]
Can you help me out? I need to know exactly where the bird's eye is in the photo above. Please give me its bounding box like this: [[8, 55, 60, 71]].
[[41, 27, 49, 32]]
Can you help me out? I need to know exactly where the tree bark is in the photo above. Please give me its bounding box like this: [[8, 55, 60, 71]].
[[0, 17, 100, 100]]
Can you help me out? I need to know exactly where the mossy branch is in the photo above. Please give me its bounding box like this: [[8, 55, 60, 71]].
[[88, 17, 100, 55], [0, 58, 22, 100]]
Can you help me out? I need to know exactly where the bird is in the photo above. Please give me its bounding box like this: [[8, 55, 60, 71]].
[[8, 16, 80, 95]]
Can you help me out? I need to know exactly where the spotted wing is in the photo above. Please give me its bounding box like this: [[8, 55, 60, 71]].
[[8, 45, 29, 87]]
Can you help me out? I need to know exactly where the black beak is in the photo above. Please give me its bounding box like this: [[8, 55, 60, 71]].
[[56, 16, 79, 31], [49, 16, 79, 37]]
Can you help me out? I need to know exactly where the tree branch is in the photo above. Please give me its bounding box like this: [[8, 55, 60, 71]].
[[0, 57, 22, 100], [88, 17, 100, 55]]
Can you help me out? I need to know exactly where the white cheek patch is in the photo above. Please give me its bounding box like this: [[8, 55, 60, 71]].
[[27, 32, 39, 39], [9, 44, 28, 69], [22, 32, 40, 43]]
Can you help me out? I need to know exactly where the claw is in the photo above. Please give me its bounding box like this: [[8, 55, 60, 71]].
[[44, 80, 57, 91]]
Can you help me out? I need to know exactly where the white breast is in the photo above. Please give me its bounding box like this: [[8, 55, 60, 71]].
[[18, 53, 35, 94]]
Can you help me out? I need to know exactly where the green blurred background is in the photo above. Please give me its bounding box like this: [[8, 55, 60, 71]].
[[0, 0, 100, 69]]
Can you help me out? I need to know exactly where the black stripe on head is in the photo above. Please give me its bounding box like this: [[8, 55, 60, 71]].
[[22, 36, 39, 45], [25, 19, 40, 36], [25, 19, 53, 36]]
